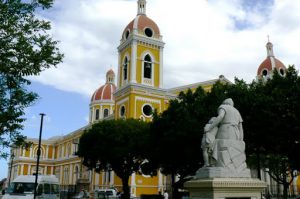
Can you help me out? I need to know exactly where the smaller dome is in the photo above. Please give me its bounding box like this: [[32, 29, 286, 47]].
[[91, 83, 116, 102], [91, 69, 117, 102], [257, 57, 286, 76]]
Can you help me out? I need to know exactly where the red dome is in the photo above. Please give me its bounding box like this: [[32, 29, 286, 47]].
[[257, 57, 286, 76], [91, 83, 116, 102], [122, 15, 160, 39]]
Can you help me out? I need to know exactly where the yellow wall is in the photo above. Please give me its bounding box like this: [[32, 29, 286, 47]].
[[25, 149, 30, 157], [47, 167, 52, 175], [23, 164, 28, 175], [48, 146, 53, 159]]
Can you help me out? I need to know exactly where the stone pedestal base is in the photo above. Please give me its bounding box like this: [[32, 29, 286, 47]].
[[184, 178, 266, 199], [195, 167, 251, 178]]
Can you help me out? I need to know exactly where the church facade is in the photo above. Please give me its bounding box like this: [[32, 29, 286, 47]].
[[6, 0, 298, 197]]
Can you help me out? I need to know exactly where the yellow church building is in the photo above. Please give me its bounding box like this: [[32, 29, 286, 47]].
[[6, 0, 298, 197]]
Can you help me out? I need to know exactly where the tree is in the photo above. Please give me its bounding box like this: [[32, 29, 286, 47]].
[[203, 66, 300, 199], [150, 66, 300, 199], [78, 119, 150, 199], [149, 87, 219, 199], [0, 0, 63, 157]]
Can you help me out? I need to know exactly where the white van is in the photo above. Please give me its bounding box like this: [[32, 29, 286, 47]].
[[3, 175, 60, 199]]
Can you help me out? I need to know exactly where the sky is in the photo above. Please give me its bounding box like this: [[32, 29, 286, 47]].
[[1, 0, 300, 179]]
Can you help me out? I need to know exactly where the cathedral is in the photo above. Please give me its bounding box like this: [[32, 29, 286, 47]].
[[6, 0, 297, 197]]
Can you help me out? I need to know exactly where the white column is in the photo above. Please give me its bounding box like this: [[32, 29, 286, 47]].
[[62, 145, 65, 159], [110, 105, 113, 114], [52, 146, 55, 160], [20, 164, 24, 175], [118, 53, 121, 87], [95, 173, 99, 186], [130, 40, 137, 83], [110, 171, 114, 185], [60, 166, 63, 184], [293, 175, 298, 195], [51, 166, 54, 175], [131, 173, 136, 196], [28, 165, 31, 175], [158, 170, 163, 192], [102, 172, 105, 185], [159, 47, 164, 88], [100, 105, 103, 120], [69, 164, 73, 185], [30, 146, 33, 158], [44, 166, 47, 175]]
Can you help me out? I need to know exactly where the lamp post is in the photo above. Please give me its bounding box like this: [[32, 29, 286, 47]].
[[33, 113, 45, 199], [7, 152, 15, 187]]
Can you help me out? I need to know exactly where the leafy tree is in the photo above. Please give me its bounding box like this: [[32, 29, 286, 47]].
[[149, 87, 219, 199], [0, 0, 63, 157], [202, 66, 300, 199], [150, 66, 300, 199], [78, 119, 150, 199]]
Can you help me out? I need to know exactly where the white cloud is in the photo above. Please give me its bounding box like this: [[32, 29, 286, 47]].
[[30, 0, 300, 96]]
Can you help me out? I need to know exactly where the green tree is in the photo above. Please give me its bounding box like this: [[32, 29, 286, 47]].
[[0, 0, 63, 157], [150, 66, 300, 199], [78, 119, 150, 199], [204, 66, 300, 199], [149, 87, 219, 199]]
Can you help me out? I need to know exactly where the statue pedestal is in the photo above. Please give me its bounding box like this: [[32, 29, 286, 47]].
[[184, 178, 266, 199], [195, 167, 251, 178]]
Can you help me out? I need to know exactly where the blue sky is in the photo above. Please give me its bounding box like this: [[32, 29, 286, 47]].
[[1, 0, 300, 179]]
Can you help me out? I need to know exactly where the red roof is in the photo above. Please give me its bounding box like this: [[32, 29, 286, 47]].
[[257, 57, 286, 76], [91, 83, 116, 102], [123, 15, 160, 38]]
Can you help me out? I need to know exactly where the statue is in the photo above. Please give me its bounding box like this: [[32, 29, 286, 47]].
[[198, 98, 250, 178], [201, 117, 218, 167]]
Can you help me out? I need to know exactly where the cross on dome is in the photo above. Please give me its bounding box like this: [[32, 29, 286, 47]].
[[266, 36, 274, 57], [137, 0, 146, 15]]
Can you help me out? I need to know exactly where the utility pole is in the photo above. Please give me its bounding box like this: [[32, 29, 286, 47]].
[[33, 113, 45, 199]]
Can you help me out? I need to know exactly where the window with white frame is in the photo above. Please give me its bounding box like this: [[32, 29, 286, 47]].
[[103, 109, 109, 118], [123, 57, 128, 80], [143, 54, 152, 79]]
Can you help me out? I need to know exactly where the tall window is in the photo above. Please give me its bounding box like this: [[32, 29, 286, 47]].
[[144, 54, 152, 78], [123, 57, 128, 80], [103, 109, 109, 118], [95, 109, 99, 120]]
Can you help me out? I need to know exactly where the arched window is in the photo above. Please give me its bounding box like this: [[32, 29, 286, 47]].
[[144, 54, 152, 79], [103, 109, 109, 118], [95, 109, 100, 120], [123, 57, 128, 80]]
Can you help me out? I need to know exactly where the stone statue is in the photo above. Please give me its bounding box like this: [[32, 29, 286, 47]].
[[197, 98, 251, 178], [201, 117, 218, 167]]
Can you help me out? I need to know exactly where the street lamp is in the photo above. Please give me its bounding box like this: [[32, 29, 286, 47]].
[[7, 151, 15, 187], [33, 113, 45, 199]]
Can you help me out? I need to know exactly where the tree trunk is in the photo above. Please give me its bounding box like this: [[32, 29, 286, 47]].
[[256, 150, 261, 180], [121, 175, 130, 199], [282, 183, 289, 199], [171, 172, 175, 199]]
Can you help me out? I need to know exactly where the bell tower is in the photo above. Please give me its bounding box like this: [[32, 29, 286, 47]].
[[117, 0, 165, 89], [114, 0, 168, 121]]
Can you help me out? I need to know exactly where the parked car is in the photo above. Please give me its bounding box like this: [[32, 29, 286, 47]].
[[72, 189, 90, 199], [94, 188, 118, 199]]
